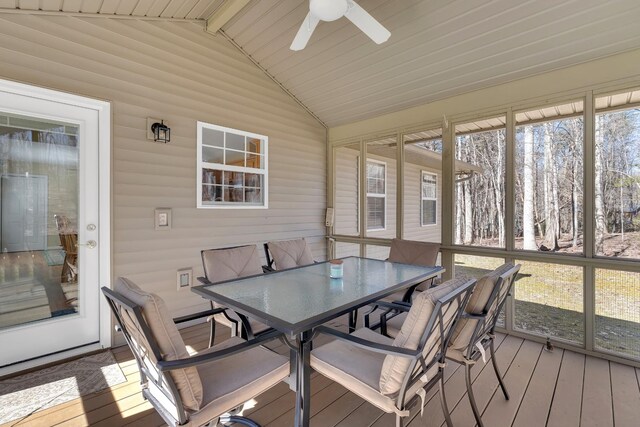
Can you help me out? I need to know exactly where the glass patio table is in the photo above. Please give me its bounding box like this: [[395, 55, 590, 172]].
[[191, 256, 444, 427]]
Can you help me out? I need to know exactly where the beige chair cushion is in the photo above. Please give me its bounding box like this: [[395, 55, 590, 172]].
[[201, 245, 264, 282], [388, 239, 440, 292], [379, 275, 471, 396], [188, 337, 289, 426], [267, 238, 314, 270], [449, 263, 514, 351], [311, 328, 400, 414], [115, 277, 203, 411], [201, 245, 269, 334]]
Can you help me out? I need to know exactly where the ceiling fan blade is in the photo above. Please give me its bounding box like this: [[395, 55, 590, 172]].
[[344, 1, 390, 44], [290, 12, 321, 51]]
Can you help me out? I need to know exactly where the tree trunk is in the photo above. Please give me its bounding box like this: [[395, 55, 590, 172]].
[[523, 126, 537, 249], [542, 123, 559, 251], [455, 184, 464, 244], [464, 181, 473, 244], [572, 122, 580, 248], [594, 116, 607, 254]]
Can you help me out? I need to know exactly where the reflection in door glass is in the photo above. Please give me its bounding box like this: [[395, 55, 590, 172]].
[[0, 112, 79, 330]]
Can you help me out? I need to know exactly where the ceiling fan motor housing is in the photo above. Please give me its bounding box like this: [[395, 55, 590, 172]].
[[310, 0, 349, 22]]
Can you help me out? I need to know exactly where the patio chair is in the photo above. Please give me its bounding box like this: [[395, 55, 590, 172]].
[[102, 278, 288, 427], [361, 239, 441, 331], [54, 214, 78, 284], [263, 238, 315, 271], [310, 275, 477, 427], [200, 245, 272, 346], [379, 263, 521, 427], [446, 263, 520, 427]]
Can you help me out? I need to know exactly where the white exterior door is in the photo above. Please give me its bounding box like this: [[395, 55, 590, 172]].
[[0, 80, 110, 368]]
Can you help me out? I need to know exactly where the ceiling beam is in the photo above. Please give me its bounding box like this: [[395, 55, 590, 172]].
[[205, 0, 251, 35]]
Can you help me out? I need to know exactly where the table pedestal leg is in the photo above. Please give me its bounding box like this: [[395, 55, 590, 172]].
[[294, 330, 312, 427]]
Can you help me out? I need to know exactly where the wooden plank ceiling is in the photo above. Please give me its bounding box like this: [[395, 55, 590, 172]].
[[2, 0, 640, 127]]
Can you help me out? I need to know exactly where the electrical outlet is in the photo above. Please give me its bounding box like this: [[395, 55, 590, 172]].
[[325, 207, 334, 227], [176, 267, 193, 291]]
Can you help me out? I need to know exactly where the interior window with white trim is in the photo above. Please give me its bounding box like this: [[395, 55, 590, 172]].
[[366, 160, 386, 230], [197, 122, 268, 208], [421, 172, 437, 225]]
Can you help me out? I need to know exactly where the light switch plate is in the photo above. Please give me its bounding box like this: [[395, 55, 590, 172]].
[[177, 267, 193, 291], [155, 208, 172, 231]]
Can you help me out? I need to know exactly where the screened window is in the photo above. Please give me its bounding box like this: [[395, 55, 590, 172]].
[[197, 122, 267, 208], [421, 172, 437, 225], [366, 161, 386, 230], [594, 89, 640, 259]]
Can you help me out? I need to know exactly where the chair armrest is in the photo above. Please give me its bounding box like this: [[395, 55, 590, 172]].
[[375, 301, 412, 312], [262, 265, 276, 273], [197, 276, 212, 286], [157, 329, 283, 371], [461, 313, 486, 320], [314, 326, 418, 358], [173, 307, 226, 324]]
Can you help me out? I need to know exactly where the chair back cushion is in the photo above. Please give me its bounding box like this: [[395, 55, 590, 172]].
[[267, 238, 314, 270], [201, 245, 264, 282], [379, 275, 472, 395], [115, 277, 203, 411], [388, 239, 440, 291], [449, 263, 515, 351]]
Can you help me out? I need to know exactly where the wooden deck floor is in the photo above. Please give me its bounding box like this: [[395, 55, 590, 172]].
[[2, 320, 640, 427]]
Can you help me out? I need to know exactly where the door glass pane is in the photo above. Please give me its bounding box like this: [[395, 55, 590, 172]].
[[334, 143, 360, 236], [513, 260, 584, 344], [594, 89, 640, 259], [455, 116, 506, 247], [0, 112, 79, 330], [595, 269, 640, 359], [402, 128, 442, 241], [514, 101, 584, 253]]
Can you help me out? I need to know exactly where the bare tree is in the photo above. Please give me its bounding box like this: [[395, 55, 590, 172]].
[[594, 115, 607, 254], [523, 125, 536, 249], [542, 123, 559, 250]]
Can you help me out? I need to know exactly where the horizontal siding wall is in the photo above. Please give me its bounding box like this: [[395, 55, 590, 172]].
[[0, 14, 327, 332], [403, 162, 441, 243]]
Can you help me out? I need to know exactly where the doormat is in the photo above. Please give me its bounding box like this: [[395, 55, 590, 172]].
[[43, 250, 65, 266], [0, 351, 126, 425]]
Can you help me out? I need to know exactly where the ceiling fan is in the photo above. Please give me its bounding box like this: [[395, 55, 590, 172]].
[[290, 0, 391, 51]]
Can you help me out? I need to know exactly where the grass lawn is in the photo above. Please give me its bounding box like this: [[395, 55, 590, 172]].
[[454, 254, 640, 359]]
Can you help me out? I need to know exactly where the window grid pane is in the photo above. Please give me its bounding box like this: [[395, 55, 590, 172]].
[[595, 269, 640, 359], [198, 122, 267, 208], [455, 117, 506, 248], [513, 260, 584, 345], [366, 161, 386, 230]]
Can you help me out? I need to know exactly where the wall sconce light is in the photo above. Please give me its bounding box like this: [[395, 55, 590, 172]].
[[151, 120, 170, 143]]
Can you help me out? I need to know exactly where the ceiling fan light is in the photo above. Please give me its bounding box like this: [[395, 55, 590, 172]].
[[310, 0, 348, 22]]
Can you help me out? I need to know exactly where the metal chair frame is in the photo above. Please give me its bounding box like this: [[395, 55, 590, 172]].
[[451, 264, 521, 427], [315, 278, 476, 427], [102, 286, 281, 427]]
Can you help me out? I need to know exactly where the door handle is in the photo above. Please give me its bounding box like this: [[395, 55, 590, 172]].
[[77, 240, 97, 249]]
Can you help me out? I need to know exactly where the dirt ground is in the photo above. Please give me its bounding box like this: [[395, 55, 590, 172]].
[[514, 231, 640, 258]]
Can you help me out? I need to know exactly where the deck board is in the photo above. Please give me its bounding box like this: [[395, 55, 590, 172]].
[[447, 335, 524, 426], [511, 347, 563, 427], [1, 323, 638, 427], [581, 355, 614, 427], [609, 361, 640, 427], [546, 349, 585, 427], [481, 339, 543, 427]]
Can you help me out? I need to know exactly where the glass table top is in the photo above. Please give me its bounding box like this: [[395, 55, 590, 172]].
[[192, 257, 443, 335]]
